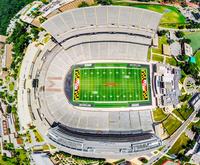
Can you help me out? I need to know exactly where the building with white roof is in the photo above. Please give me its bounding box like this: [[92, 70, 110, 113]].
[[182, 43, 193, 56], [153, 63, 181, 108]]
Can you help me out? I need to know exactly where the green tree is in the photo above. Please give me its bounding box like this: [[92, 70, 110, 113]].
[[41, 0, 49, 4], [39, 17, 47, 23], [177, 54, 189, 61], [167, 39, 174, 44], [2, 154, 7, 161], [180, 38, 191, 44], [78, 1, 89, 7], [6, 105, 12, 113], [177, 153, 190, 162], [11, 106, 17, 113], [175, 31, 185, 38], [96, 0, 112, 5], [157, 30, 169, 36], [30, 27, 40, 40], [178, 25, 184, 29], [0, 0, 35, 35], [7, 22, 31, 77]]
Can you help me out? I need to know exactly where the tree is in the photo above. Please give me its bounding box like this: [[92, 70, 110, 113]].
[[186, 20, 200, 29], [2, 68, 8, 71], [39, 17, 47, 24], [78, 1, 89, 7], [177, 153, 190, 162], [41, 0, 49, 4], [190, 0, 200, 2], [157, 30, 168, 36], [6, 105, 12, 113], [138, 0, 150, 2], [196, 112, 200, 117], [179, 94, 191, 102], [2, 154, 7, 161], [179, 62, 200, 86], [167, 39, 174, 44], [30, 10, 42, 17], [96, 0, 112, 5], [177, 54, 189, 61], [139, 157, 148, 163], [7, 22, 31, 77], [181, 2, 188, 8], [0, 0, 36, 35], [11, 106, 17, 114], [175, 31, 185, 38], [180, 38, 191, 44], [30, 27, 40, 40], [186, 140, 195, 149], [192, 125, 200, 134], [178, 25, 184, 29]]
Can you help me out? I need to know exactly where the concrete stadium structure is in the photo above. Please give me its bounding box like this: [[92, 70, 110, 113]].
[[18, 6, 163, 158]]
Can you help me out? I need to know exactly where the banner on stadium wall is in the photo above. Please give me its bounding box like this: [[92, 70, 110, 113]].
[[141, 70, 148, 100], [74, 69, 80, 101]]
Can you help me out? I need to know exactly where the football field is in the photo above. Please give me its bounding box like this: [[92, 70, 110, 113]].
[[72, 63, 151, 107]]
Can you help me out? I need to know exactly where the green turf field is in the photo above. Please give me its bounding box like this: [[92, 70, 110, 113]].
[[72, 63, 151, 107], [185, 31, 200, 52], [195, 50, 200, 68]]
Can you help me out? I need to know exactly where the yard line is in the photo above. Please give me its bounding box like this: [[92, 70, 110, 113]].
[[74, 65, 150, 103]]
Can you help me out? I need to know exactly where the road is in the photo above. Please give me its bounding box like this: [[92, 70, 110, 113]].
[[148, 108, 199, 165]]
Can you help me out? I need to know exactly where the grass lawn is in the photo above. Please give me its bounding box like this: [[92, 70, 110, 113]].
[[168, 132, 190, 155], [57, 153, 105, 164], [112, 3, 186, 28], [152, 54, 164, 62], [43, 144, 50, 150], [165, 57, 177, 66], [153, 108, 167, 122], [50, 144, 56, 149], [33, 129, 44, 142], [9, 82, 15, 91], [41, 144, 56, 150], [188, 120, 200, 130], [185, 31, 200, 52], [72, 63, 151, 107], [43, 35, 51, 44], [17, 149, 29, 162], [5, 76, 10, 83], [0, 149, 29, 165], [163, 115, 182, 136], [173, 109, 185, 121], [33, 144, 55, 151], [158, 145, 165, 151], [194, 50, 200, 68], [147, 48, 151, 61], [153, 156, 172, 165], [174, 104, 194, 121], [180, 108, 193, 120], [187, 122, 193, 130], [152, 36, 168, 54], [194, 120, 200, 127], [26, 132, 32, 143]]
